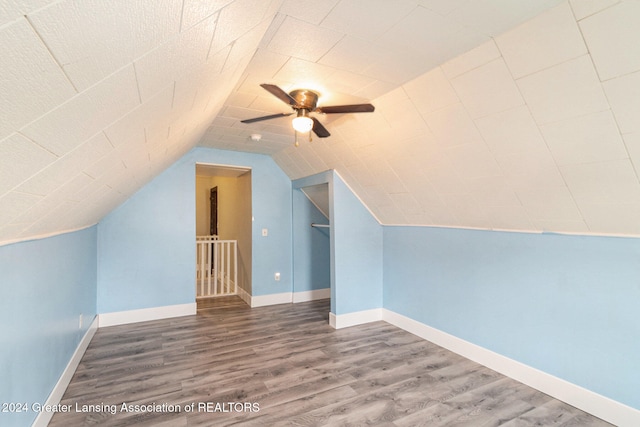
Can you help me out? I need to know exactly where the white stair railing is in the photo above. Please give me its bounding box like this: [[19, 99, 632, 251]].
[[196, 236, 238, 298]]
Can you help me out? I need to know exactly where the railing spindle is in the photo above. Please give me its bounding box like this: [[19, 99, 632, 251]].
[[196, 236, 238, 298]]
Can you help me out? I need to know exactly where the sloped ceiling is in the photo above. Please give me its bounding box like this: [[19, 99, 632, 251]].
[[2, 0, 640, 245]]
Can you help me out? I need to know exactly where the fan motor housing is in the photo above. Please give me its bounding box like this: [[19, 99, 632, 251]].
[[289, 89, 319, 110]]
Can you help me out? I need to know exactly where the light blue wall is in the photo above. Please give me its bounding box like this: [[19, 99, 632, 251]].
[[98, 152, 195, 313], [332, 174, 383, 315], [383, 225, 640, 410], [292, 188, 330, 293], [97, 156, 195, 313], [97, 147, 293, 313], [0, 227, 97, 427], [293, 171, 383, 315]]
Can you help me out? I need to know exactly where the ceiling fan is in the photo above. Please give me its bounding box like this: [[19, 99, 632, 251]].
[[241, 84, 375, 145]]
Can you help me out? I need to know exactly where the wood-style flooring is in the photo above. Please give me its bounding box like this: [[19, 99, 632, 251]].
[[49, 297, 613, 426]]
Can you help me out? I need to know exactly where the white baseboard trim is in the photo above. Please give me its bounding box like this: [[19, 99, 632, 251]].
[[250, 292, 292, 308], [293, 288, 330, 303], [239, 289, 330, 307], [237, 286, 252, 306], [32, 316, 99, 427], [382, 309, 640, 427], [329, 308, 383, 329], [98, 303, 196, 327]]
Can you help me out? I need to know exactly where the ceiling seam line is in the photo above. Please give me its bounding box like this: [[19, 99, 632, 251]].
[[571, 0, 640, 187], [23, 15, 79, 94], [178, 0, 186, 33], [132, 62, 143, 105]]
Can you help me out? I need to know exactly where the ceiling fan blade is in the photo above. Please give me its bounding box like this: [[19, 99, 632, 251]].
[[312, 117, 331, 138], [241, 112, 293, 124], [315, 103, 375, 114], [260, 83, 297, 106]]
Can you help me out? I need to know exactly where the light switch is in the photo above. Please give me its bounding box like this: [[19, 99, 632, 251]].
[[262, 228, 268, 236]]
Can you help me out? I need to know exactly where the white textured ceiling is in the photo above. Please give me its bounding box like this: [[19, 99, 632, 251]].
[[0, 0, 281, 243], [2, 0, 640, 244]]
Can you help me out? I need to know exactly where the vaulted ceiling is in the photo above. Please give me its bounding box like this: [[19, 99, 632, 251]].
[[2, 0, 639, 244]]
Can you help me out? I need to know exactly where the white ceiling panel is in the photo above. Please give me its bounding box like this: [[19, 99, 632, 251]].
[[515, 186, 583, 222], [0, 191, 42, 225], [84, 151, 125, 181], [474, 105, 547, 155], [277, 0, 338, 25], [440, 0, 566, 36], [181, 0, 232, 30], [539, 110, 628, 166], [104, 86, 173, 149], [318, 36, 383, 75], [21, 200, 81, 237], [16, 131, 117, 197], [467, 176, 521, 207], [210, 0, 279, 53], [602, 70, 640, 134], [623, 133, 640, 173], [495, 2, 586, 79], [363, 49, 438, 85], [494, 149, 566, 190], [267, 16, 343, 62], [379, 99, 431, 142], [423, 104, 484, 148], [321, 0, 416, 40], [134, 15, 218, 102], [324, 70, 377, 98], [62, 173, 96, 203], [420, 158, 469, 195], [449, 58, 524, 119], [21, 65, 139, 156], [0, 19, 76, 141], [377, 5, 480, 56], [579, 1, 640, 81], [560, 159, 640, 205], [0, 0, 54, 26], [239, 52, 290, 88], [402, 67, 460, 115], [6, 193, 66, 229], [375, 5, 490, 82], [6, 0, 640, 243], [446, 143, 503, 180], [516, 55, 609, 125], [28, 0, 182, 91], [272, 58, 338, 89], [576, 202, 640, 235], [441, 40, 501, 79], [0, 134, 57, 196], [440, 193, 494, 229], [569, 0, 620, 20], [388, 192, 423, 215]]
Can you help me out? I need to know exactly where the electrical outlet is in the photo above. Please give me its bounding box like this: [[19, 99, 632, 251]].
[[275, 272, 280, 281]]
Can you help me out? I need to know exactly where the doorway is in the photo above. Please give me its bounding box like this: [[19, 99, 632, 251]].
[[195, 164, 252, 302], [210, 187, 218, 236], [292, 183, 331, 302]]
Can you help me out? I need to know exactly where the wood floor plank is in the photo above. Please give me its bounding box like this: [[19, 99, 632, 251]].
[[48, 297, 613, 426]]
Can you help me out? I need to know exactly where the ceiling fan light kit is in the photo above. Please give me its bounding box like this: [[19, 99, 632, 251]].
[[292, 110, 314, 133], [241, 83, 375, 146]]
